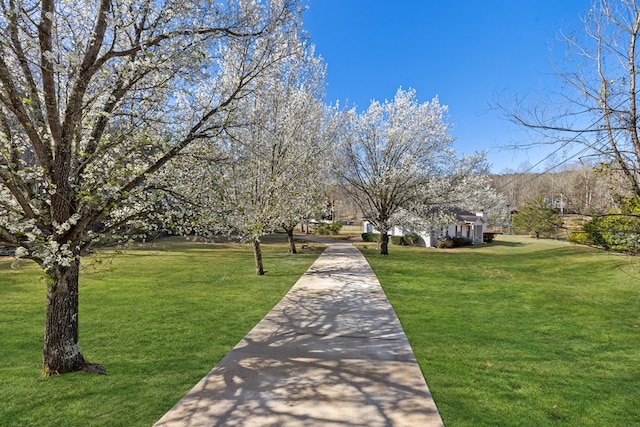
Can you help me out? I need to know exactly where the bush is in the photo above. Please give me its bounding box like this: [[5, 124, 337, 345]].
[[574, 196, 640, 253], [361, 232, 419, 245], [315, 221, 343, 235], [483, 232, 497, 243], [361, 232, 380, 242], [454, 237, 472, 247], [403, 233, 419, 246], [437, 237, 472, 249], [390, 236, 404, 245], [315, 222, 331, 235], [436, 238, 454, 249], [568, 230, 592, 245]]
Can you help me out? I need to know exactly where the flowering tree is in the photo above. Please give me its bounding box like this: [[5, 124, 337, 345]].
[[171, 42, 336, 274], [339, 88, 488, 255], [446, 156, 511, 229], [0, 0, 301, 376], [277, 102, 341, 255], [399, 153, 504, 237]]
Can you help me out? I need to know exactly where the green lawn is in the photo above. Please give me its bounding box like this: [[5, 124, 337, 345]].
[[3, 235, 639, 426], [360, 235, 640, 427], [0, 237, 323, 427]]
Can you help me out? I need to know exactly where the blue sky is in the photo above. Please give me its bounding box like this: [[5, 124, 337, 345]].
[[301, 1, 592, 173]]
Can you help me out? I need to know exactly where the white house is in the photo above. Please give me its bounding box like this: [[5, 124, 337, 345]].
[[362, 209, 488, 247]]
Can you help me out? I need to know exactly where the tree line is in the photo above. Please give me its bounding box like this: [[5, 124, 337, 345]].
[[491, 161, 622, 217]]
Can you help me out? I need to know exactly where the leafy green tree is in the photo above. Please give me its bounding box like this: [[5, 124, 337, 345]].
[[513, 199, 564, 238]]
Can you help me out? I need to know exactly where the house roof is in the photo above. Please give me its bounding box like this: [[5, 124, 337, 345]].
[[363, 208, 486, 227], [447, 208, 485, 224]]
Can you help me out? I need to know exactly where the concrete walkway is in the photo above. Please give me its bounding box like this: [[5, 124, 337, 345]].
[[154, 241, 443, 426]]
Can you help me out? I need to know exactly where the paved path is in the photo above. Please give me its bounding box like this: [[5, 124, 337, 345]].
[[154, 241, 443, 426]]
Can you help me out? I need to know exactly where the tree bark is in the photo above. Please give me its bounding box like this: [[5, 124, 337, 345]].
[[379, 232, 389, 255], [252, 238, 265, 275], [42, 258, 104, 376], [283, 226, 297, 254]]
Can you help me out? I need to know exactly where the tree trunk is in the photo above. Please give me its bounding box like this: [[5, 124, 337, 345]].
[[379, 232, 389, 255], [43, 258, 104, 376], [252, 238, 265, 275], [283, 226, 297, 254]]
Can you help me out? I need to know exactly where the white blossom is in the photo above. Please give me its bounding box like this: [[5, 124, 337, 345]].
[[166, 38, 334, 271], [0, 0, 302, 269], [338, 87, 490, 254]]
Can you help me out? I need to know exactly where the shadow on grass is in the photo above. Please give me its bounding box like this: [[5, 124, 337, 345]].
[[480, 239, 523, 248], [101, 235, 304, 255]]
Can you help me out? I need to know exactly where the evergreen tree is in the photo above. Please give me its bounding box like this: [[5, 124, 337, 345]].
[[513, 198, 564, 238]]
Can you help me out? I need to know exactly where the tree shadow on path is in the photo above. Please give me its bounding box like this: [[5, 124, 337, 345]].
[[155, 243, 443, 427]]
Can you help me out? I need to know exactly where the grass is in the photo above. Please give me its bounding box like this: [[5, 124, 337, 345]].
[[4, 233, 639, 426], [358, 235, 640, 427], [0, 236, 324, 427]]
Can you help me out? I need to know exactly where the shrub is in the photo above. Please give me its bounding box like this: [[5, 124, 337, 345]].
[[403, 233, 419, 246], [483, 232, 497, 243], [390, 236, 404, 245], [362, 232, 419, 245], [315, 221, 343, 235], [575, 196, 640, 253], [315, 222, 331, 235], [568, 230, 592, 245], [361, 232, 380, 242], [454, 237, 472, 247], [437, 238, 455, 249], [330, 221, 343, 234], [437, 237, 472, 249]]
